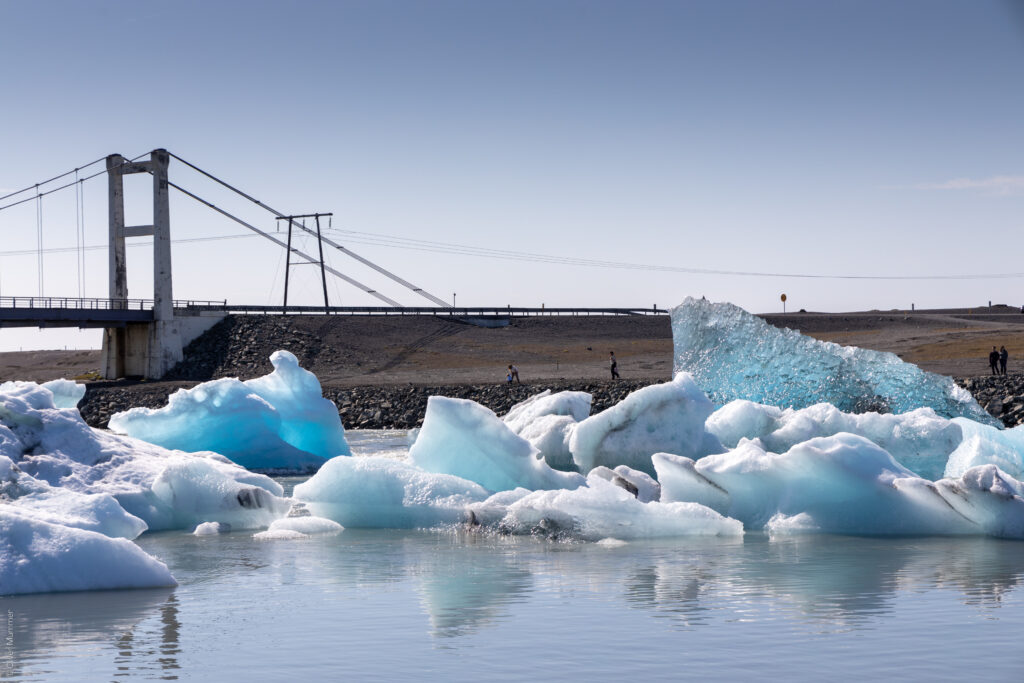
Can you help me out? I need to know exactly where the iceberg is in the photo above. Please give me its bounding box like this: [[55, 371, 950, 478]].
[[503, 390, 592, 471], [469, 472, 742, 541], [0, 380, 287, 532], [40, 379, 85, 409], [252, 515, 344, 540], [109, 350, 349, 472], [293, 456, 490, 528], [569, 374, 723, 477], [654, 433, 1024, 538], [0, 455, 146, 539], [671, 297, 997, 424], [586, 465, 661, 503], [0, 508, 176, 596], [707, 400, 964, 480], [409, 396, 585, 492], [944, 419, 1024, 479]]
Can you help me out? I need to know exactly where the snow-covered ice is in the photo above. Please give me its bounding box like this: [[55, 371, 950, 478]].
[[109, 350, 350, 472], [252, 515, 344, 540], [945, 418, 1024, 479], [469, 473, 742, 541], [707, 400, 963, 480], [409, 396, 585, 492], [0, 380, 288, 532], [569, 374, 723, 476], [671, 297, 997, 424], [293, 455, 490, 528], [654, 433, 1024, 538], [503, 390, 591, 471], [0, 508, 176, 596]]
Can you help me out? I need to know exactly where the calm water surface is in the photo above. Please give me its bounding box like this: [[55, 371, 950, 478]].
[[3, 433, 1024, 681]]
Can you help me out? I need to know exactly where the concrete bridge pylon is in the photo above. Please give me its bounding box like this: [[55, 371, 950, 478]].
[[100, 149, 220, 379]]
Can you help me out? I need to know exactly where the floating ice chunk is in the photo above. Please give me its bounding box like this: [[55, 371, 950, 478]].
[[193, 521, 231, 536], [264, 515, 343, 535], [503, 390, 591, 471], [480, 474, 742, 541], [294, 456, 490, 528], [944, 418, 1024, 479], [654, 433, 1024, 537], [0, 508, 176, 596], [0, 380, 284, 532], [409, 396, 585, 492], [109, 350, 349, 472], [671, 297, 997, 424], [504, 390, 591, 427], [253, 528, 308, 540], [0, 456, 147, 539], [40, 379, 85, 409], [586, 465, 661, 502], [569, 374, 723, 476], [150, 459, 291, 531], [707, 400, 963, 480]]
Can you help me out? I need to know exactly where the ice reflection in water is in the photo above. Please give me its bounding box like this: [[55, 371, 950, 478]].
[[4, 521, 1024, 679]]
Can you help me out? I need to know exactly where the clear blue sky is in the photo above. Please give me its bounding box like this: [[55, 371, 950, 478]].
[[1, 0, 1023, 350]]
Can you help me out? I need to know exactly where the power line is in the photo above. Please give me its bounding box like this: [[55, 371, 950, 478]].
[[0, 232, 263, 257], [322, 228, 1024, 281]]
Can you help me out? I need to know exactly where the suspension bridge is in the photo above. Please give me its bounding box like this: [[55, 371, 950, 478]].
[[0, 149, 664, 379]]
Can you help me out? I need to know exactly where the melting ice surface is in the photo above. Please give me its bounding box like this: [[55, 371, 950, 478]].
[[109, 350, 350, 472], [671, 297, 997, 424]]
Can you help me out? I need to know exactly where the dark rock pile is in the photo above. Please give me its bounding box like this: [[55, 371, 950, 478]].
[[79, 379, 656, 430], [955, 374, 1024, 428]]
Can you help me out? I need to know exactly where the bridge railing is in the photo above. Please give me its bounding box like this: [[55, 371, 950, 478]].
[[0, 296, 227, 311], [184, 304, 669, 317]]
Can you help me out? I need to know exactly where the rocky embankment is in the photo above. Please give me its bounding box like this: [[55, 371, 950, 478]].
[[80, 379, 657, 431], [955, 374, 1024, 428], [79, 375, 1024, 431]]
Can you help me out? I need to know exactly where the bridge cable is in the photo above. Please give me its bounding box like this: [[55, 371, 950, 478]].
[[35, 191, 43, 296], [0, 153, 151, 213], [165, 179, 402, 307], [0, 156, 106, 203], [79, 177, 87, 296], [167, 152, 449, 307], [74, 169, 82, 297]]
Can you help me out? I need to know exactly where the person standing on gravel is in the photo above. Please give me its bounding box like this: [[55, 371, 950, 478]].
[[508, 364, 521, 384], [989, 347, 1000, 375], [610, 351, 620, 380], [1000, 346, 1008, 375]]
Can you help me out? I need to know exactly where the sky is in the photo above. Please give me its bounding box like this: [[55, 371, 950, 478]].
[[1, 0, 1023, 350]]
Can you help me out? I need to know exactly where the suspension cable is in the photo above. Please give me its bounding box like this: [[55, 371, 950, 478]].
[[0, 155, 106, 203], [166, 179, 402, 306], [168, 152, 448, 307]]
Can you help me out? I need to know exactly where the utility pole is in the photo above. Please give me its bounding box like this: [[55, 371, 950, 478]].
[[276, 212, 333, 314]]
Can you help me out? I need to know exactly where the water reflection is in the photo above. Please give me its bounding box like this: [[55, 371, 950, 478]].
[[4, 531, 1024, 680], [0, 587, 177, 680]]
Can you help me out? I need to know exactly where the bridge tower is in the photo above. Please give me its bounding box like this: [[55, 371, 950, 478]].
[[100, 149, 184, 378]]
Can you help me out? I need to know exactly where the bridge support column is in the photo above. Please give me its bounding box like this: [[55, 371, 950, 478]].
[[100, 149, 183, 379]]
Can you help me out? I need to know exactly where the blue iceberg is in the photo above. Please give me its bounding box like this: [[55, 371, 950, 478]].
[[671, 298, 997, 425]]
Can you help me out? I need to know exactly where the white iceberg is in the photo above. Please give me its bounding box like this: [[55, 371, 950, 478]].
[[0, 508, 176, 596], [503, 390, 591, 471], [707, 400, 964, 480], [409, 396, 585, 492], [109, 350, 349, 472], [41, 379, 86, 409], [252, 515, 344, 540], [654, 433, 1024, 538], [945, 418, 1024, 480], [671, 297, 997, 424], [0, 455, 146, 540], [471, 473, 742, 541], [586, 465, 661, 502], [569, 374, 723, 476], [293, 456, 490, 528]]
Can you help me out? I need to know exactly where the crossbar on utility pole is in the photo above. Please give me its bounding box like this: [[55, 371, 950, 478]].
[[276, 213, 333, 314]]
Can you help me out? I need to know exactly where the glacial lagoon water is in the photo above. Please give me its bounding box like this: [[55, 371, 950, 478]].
[[3, 432, 1024, 681]]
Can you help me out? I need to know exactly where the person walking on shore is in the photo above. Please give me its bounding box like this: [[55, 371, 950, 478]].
[[508, 364, 520, 384], [1000, 346, 1009, 375], [610, 351, 620, 380], [989, 347, 1000, 375]]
